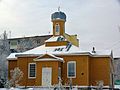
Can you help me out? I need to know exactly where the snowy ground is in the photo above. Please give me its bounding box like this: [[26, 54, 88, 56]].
[[0, 87, 79, 90], [0, 86, 119, 90], [0, 88, 54, 90], [0, 88, 111, 90], [0, 88, 53, 90]]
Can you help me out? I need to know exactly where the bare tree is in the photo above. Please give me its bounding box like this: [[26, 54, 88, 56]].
[[0, 31, 10, 86]]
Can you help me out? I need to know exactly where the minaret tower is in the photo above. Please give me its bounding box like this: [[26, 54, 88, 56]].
[[51, 8, 66, 36]]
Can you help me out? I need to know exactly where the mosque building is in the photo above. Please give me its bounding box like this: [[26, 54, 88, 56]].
[[7, 9, 114, 88]]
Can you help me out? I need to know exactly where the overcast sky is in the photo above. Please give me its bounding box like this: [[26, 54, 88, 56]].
[[0, 0, 120, 57]]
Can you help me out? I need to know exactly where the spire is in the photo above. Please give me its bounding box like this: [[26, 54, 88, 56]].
[[58, 0, 61, 12], [58, 6, 60, 12]]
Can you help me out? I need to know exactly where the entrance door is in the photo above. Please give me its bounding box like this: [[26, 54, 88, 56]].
[[42, 67, 52, 86]]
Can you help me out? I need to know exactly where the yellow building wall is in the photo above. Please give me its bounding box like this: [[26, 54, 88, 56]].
[[61, 55, 90, 86], [63, 33, 79, 47], [17, 56, 37, 86], [45, 41, 68, 47], [35, 61, 60, 86], [8, 60, 17, 80], [8, 55, 112, 87], [89, 57, 111, 86], [52, 20, 65, 36], [15, 56, 61, 86]]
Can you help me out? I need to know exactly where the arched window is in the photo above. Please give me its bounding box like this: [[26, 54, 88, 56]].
[[55, 23, 60, 35]]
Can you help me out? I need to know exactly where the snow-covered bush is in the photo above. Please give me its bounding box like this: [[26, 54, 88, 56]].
[[5, 67, 23, 88]]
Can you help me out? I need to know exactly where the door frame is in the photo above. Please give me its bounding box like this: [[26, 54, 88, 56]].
[[42, 67, 52, 86]]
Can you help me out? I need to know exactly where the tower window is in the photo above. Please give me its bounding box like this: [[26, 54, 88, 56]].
[[55, 24, 60, 35]]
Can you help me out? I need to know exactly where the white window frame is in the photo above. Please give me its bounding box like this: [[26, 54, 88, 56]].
[[28, 63, 36, 79], [67, 61, 76, 78]]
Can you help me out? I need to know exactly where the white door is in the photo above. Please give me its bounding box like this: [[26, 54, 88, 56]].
[[42, 67, 52, 86]]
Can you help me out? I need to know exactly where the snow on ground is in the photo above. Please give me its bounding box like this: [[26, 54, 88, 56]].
[[1, 85, 120, 90], [0, 88, 55, 90], [0, 87, 77, 90]]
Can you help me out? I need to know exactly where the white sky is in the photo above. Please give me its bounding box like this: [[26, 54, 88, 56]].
[[0, 0, 120, 57]]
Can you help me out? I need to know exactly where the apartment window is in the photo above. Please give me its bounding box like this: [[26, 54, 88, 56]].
[[10, 40, 18, 49], [28, 63, 36, 78], [10, 40, 17, 46], [67, 61, 76, 78]]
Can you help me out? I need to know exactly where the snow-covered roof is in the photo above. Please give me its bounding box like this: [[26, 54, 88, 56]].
[[21, 44, 81, 55], [90, 50, 112, 57], [7, 44, 112, 59], [7, 53, 18, 60], [34, 53, 64, 62], [45, 36, 66, 42]]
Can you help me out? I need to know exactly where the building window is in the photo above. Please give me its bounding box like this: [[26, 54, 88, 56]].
[[67, 61, 76, 78], [55, 24, 60, 35], [58, 67, 61, 78], [10, 40, 18, 49], [28, 63, 36, 78]]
